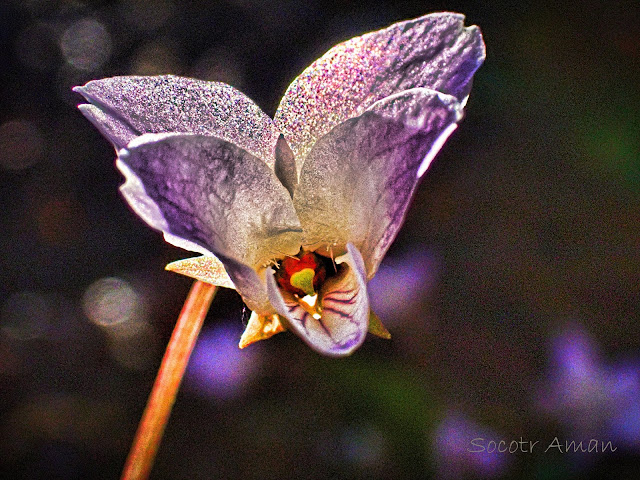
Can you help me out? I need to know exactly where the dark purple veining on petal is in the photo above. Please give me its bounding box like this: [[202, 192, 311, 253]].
[[265, 245, 370, 357]]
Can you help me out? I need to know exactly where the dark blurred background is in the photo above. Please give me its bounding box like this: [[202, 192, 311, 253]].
[[1, 0, 639, 479]]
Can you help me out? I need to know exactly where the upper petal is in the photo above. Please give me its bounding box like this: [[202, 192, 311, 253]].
[[74, 75, 280, 167], [293, 88, 463, 278], [118, 132, 303, 313], [266, 243, 369, 357], [274, 12, 485, 167]]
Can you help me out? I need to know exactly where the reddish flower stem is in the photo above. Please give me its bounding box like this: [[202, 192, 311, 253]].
[[121, 281, 217, 480]]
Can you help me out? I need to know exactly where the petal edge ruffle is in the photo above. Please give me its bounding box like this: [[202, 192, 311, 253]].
[[75, 75, 281, 167], [274, 12, 484, 168]]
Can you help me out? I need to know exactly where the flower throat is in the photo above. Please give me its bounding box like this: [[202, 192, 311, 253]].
[[274, 251, 335, 297]]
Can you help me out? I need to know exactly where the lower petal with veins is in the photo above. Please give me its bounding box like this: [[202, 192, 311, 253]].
[[266, 243, 370, 357]]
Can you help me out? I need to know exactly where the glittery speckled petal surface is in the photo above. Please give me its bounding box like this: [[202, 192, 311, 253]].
[[77, 104, 138, 150], [74, 75, 280, 167], [266, 243, 369, 356], [274, 12, 485, 169], [118, 132, 302, 270], [293, 88, 464, 278], [165, 255, 236, 290]]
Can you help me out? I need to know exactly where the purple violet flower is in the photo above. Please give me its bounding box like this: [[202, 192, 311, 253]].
[[537, 325, 640, 450], [74, 13, 485, 356], [433, 413, 508, 478], [185, 323, 262, 401]]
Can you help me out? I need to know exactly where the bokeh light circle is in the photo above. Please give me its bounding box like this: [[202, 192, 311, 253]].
[[0, 120, 45, 171], [60, 18, 112, 71], [82, 277, 141, 328]]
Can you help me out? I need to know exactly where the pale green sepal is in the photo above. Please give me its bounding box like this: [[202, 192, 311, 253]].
[[368, 310, 391, 339]]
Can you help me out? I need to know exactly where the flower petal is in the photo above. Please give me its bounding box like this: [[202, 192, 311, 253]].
[[266, 243, 369, 356], [293, 88, 463, 277], [219, 255, 275, 315], [274, 12, 485, 166], [74, 75, 280, 167], [77, 104, 137, 150], [119, 132, 303, 313], [274, 134, 298, 197]]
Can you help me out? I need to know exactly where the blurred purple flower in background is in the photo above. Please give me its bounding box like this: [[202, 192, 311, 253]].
[[537, 324, 640, 450], [432, 412, 508, 478], [368, 248, 439, 326], [73, 13, 485, 357], [184, 323, 263, 401]]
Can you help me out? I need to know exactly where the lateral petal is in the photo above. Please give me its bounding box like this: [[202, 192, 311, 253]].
[[274, 12, 484, 167], [74, 75, 280, 167], [293, 88, 463, 277], [118, 133, 303, 314], [266, 243, 369, 356]]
